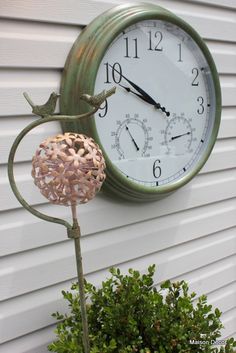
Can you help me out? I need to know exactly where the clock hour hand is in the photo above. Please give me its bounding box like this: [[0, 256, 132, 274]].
[[117, 83, 153, 105], [119, 82, 170, 117], [109, 64, 170, 117]]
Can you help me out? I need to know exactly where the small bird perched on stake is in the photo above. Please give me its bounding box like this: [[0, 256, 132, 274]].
[[23, 92, 60, 117], [81, 87, 116, 108]]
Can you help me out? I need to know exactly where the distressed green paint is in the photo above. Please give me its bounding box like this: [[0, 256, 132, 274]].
[[7, 88, 115, 353], [60, 3, 221, 202], [8, 88, 114, 222], [8, 109, 97, 229]]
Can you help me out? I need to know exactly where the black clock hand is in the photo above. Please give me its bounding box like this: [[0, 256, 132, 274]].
[[125, 125, 140, 151], [120, 83, 170, 117], [119, 82, 170, 117], [109, 64, 170, 117], [118, 83, 152, 104], [171, 132, 191, 140]]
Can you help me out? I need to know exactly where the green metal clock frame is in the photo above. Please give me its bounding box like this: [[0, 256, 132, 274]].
[[60, 2, 221, 202]]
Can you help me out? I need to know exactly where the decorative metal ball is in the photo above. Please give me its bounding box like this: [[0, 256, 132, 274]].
[[31, 132, 106, 205]]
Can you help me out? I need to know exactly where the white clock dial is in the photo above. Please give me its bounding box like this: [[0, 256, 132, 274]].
[[94, 19, 216, 187]]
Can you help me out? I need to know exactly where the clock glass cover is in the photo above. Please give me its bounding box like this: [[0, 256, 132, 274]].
[[94, 20, 216, 188]]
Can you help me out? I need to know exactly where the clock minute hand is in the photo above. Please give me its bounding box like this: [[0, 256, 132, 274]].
[[109, 64, 170, 117]]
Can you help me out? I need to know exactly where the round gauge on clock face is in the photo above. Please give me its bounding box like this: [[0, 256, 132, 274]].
[[60, 4, 221, 201], [94, 20, 216, 187]]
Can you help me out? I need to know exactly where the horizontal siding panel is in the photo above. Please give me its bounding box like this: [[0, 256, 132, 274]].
[[225, 332, 236, 341], [221, 76, 236, 107], [171, 256, 236, 300], [150, 228, 236, 288], [0, 0, 114, 26], [0, 19, 79, 68], [221, 308, 236, 339], [1, 266, 235, 343], [103, 0, 236, 33], [1, 162, 236, 210], [207, 41, 236, 75], [207, 282, 236, 314], [0, 70, 60, 116], [1, 21, 236, 74], [0, 0, 235, 41], [0, 283, 68, 344], [0, 225, 235, 301], [0, 17, 80, 38], [0, 37, 74, 69], [0, 120, 61, 164], [0, 0, 235, 350], [0, 258, 235, 347], [218, 108, 236, 139], [0, 194, 235, 257], [1, 326, 236, 353], [1, 108, 235, 164], [184, 0, 236, 9], [177, 12, 236, 42], [1, 136, 236, 173], [200, 138, 236, 173], [0, 326, 52, 353], [0, 206, 70, 257], [0, 20, 79, 69], [0, 73, 234, 117], [2, 318, 233, 353]]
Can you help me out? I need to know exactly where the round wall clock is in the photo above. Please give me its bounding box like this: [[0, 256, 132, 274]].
[[60, 3, 221, 202]]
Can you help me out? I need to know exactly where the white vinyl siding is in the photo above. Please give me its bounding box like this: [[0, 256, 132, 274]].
[[0, 0, 235, 352]]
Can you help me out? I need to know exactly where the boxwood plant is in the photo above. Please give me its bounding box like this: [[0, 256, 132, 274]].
[[48, 265, 236, 353]]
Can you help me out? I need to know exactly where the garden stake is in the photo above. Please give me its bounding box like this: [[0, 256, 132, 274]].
[[8, 87, 116, 353], [69, 204, 90, 353]]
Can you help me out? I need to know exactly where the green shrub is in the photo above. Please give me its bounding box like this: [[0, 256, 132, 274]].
[[48, 265, 236, 353]]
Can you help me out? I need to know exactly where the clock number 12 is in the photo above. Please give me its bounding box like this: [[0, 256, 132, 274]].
[[148, 30, 163, 51]]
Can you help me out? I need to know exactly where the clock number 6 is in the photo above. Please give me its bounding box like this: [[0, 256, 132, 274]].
[[153, 159, 161, 178], [104, 62, 122, 84]]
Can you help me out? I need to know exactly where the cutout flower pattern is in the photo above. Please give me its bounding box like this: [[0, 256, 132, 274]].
[[32, 132, 106, 205]]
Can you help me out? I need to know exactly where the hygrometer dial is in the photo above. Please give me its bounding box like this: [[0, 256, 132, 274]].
[[164, 115, 193, 155]]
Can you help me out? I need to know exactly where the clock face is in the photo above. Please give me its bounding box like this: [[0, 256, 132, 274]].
[[93, 19, 216, 188]]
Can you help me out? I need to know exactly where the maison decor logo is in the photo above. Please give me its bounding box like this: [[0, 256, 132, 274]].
[[189, 334, 227, 346]]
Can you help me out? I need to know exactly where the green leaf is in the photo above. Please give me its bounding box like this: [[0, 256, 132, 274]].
[[49, 265, 234, 353], [215, 308, 221, 318], [161, 280, 171, 289]]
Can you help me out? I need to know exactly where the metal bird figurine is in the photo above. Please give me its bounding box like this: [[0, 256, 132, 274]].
[[23, 92, 60, 117], [81, 87, 116, 108]]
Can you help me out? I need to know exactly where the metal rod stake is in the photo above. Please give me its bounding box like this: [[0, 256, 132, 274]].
[[71, 205, 90, 353], [7, 89, 116, 353]]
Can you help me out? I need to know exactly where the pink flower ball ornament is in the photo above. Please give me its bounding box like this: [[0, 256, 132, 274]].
[[31, 133, 106, 205]]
